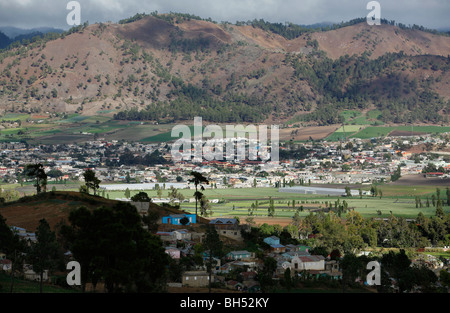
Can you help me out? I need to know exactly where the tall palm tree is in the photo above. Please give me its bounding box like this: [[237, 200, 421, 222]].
[[188, 171, 209, 217], [24, 163, 47, 194]]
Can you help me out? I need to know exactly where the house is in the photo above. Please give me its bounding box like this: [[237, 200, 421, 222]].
[[162, 214, 196, 225], [324, 260, 341, 276], [290, 255, 326, 271], [269, 244, 286, 254], [173, 229, 192, 241], [218, 260, 260, 274], [225, 250, 252, 261], [281, 251, 310, 261], [157, 229, 192, 242], [209, 218, 242, 240], [0, 259, 12, 272], [182, 271, 212, 288], [263, 236, 280, 246], [425, 172, 444, 178], [226, 280, 244, 291], [209, 218, 239, 230], [156, 231, 176, 242], [165, 247, 181, 259], [285, 245, 310, 253], [23, 268, 49, 282], [241, 271, 258, 281], [10, 226, 26, 234]]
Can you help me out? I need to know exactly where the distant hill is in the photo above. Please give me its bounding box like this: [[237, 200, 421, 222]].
[[0, 26, 64, 50], [0, 26, 64, 39], [0, 30, 11, 49], [0, 13, 448, 126]]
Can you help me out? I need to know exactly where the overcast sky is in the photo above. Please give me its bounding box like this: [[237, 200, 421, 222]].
[[0, 0, 449, 31]]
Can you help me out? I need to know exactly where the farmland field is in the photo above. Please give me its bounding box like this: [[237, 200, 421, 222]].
[[1, 112, 449, 144], [323, 125, 450, 141], [92, 183, 450, 222], [350, 125, 450, 139]]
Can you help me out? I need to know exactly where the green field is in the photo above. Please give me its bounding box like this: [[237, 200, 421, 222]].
[[0, 113, 31, 121], [339, 110, 384, 126], [2, 112, 449, 145], [349, 126, 450, 139], [96, 185, 450, 220], [335, 125, 365, 133], [324, 125, 450, 141]]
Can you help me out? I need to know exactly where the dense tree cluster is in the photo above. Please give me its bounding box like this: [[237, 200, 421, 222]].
[[292, 52, 449, 125], [243, 17, 449, 40], [59, 203, 169, 293], [114, 81, 272, 123], [116, 149, 168, 166]]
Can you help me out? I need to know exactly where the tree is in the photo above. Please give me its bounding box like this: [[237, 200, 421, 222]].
[[200, 194, 212, 217], [258, 257, 277, 293], [24, 163, 47, 194], [380, 249, 412, 293], [188, 171, 209, 217], [391, 165, 402, 182], [283, 268, 293, 290], [268, 197, 275, 217], [340, 253, 363, 292], [47, 169, 64, 179], [345, 186, 352, 197], [83, 169, 101, 196], [370, 185, 378, 197], [180, 216, 190, 226], [59, 203, 169, 292], [440, 269, 450, 290], [436, 202, 445, 219], [131, 191, 151, 202], [203, 225, 223, 293], [0, 213, 26, 292], [156, 187, 163, 199], [124, 188, 131, 199], [142, 209, 160, 234], [28, 219, 61, 293], [446, 187, 450, 206]]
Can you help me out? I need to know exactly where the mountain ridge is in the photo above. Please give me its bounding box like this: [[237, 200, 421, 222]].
[[0, 14, 448, 125]]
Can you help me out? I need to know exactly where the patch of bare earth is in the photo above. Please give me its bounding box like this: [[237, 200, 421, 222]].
[[279, 125, 339, 141]]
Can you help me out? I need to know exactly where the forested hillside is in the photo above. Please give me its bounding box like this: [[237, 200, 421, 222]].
[[0, 13, 449, 125], [0, 31, 11, 50]]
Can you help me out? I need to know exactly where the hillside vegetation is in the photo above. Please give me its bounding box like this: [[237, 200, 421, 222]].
[[0, 13, 449, 125], [0, 190, 203, 232]]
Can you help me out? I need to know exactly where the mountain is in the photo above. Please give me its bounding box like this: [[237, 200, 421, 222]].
[[0, 30, 11, 49], [0, 26, 64, 50], [0, 26, 64, 39], [0, 13, 449, 125]]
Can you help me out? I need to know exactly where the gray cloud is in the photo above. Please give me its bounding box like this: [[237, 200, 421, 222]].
[[0, 0, 448, 30]]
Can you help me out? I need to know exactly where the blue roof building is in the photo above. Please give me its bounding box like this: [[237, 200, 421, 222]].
[[162, 214, 196, 225]]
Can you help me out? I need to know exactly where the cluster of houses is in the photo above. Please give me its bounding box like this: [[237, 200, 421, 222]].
[[0, 226, 53, 282], [155, 213, 342, 291], [0, 131, 448, 190], [2, 208, 449, 291]]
